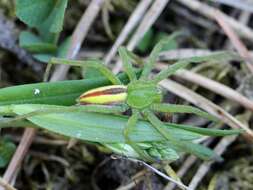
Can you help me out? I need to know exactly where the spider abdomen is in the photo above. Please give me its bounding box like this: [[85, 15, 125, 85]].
[[78, 85, 127, 105]]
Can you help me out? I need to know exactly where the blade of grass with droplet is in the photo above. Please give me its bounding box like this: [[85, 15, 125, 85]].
[[0, 71, 135, 106], [0, 104, 241, 143], [0, 104, 204, 143]]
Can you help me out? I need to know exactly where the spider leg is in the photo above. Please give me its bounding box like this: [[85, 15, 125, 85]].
[[50, 58, 122, 85], [123, 109, 155, 162], [122, 49, 144, 66], [118, 47, 137, 81], [153, 51, 238, 83], [143, 109, 218, 160], [152, 60, 190, 83], [143, 109, 179, 143], [150, 103, 218, 121], [140, 32, 181, 80]]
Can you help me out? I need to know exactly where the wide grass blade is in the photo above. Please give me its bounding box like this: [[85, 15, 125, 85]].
[[0, 72, 132, 106], [0, 104, 205, 143], [0, 104, 241, 160]]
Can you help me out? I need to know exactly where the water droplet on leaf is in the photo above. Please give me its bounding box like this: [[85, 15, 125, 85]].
[[76, 132, 82, 138], [34, 88, 40, 95]]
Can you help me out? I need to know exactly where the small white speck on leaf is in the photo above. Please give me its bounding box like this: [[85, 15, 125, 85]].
[[34, 88, 40, 95], [76, 132, 82, 138]]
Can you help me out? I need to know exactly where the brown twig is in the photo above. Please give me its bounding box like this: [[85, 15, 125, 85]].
[[1, 128, 36, 186], [1, 0, 105, 188], [113, 0, 170, 73], [104, 0, 152, 65], [214, 10, 253, 73]]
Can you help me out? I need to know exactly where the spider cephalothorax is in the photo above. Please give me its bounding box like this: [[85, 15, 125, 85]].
[[127, 81, 162, 109], [79, 81, 162, 109]]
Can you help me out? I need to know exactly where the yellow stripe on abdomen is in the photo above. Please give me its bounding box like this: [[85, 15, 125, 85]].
[[78, 85, 127, 105]]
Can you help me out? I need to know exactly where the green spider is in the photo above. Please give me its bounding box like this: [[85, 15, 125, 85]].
[[48, 37, 216, 162]]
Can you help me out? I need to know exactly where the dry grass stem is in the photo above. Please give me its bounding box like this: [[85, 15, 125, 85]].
[[104, 0, 152, 65], [159, 49, 253, 61], [176, 0, 253, 42], [1, 128, 36, 189], [214, 0, 253, 12], [214, 10, 253, 73], [113, 0, 170, 73], [51, 0, 105, 81], [0, 177, 16, 190], [1, 0, 106, 186], [159, 49, 221, 61], [188, 135, 237, 190]]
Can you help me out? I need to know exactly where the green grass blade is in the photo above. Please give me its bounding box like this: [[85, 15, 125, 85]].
[[0, 139, 16, 168], [0, 71, 134, 106], [178, 141, 221, 161]]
